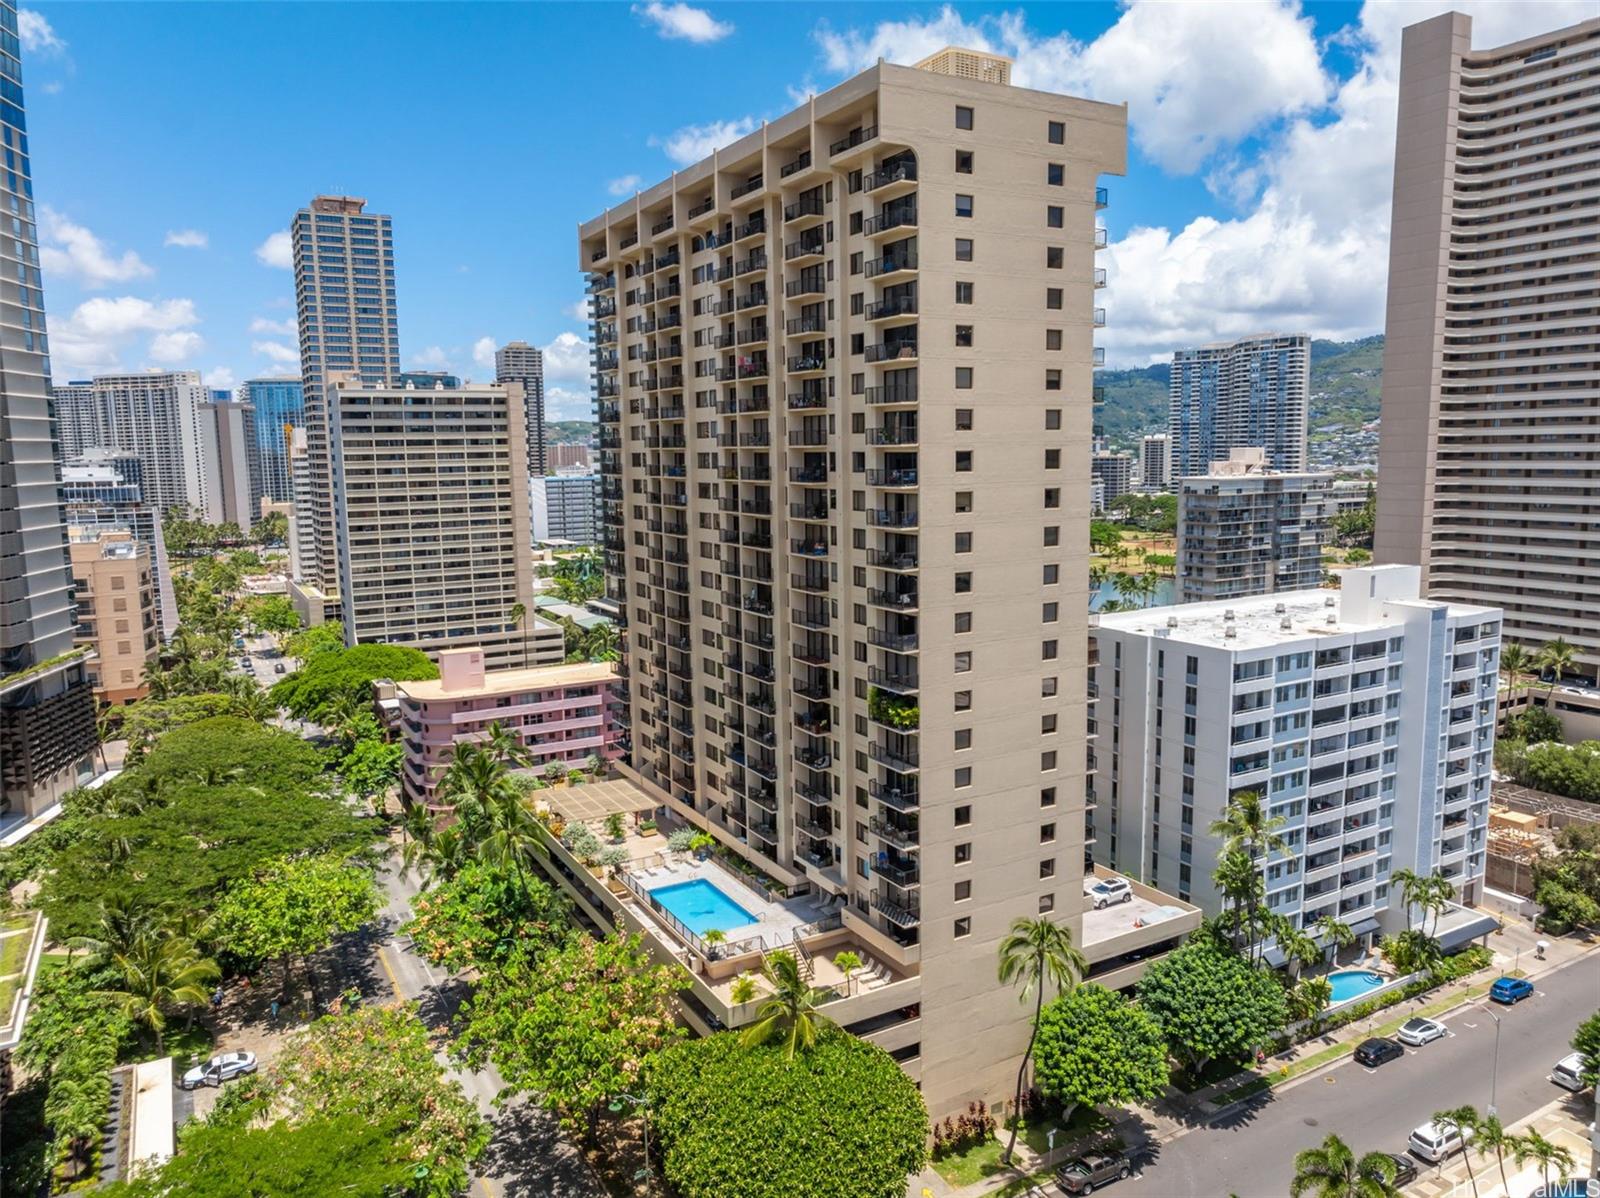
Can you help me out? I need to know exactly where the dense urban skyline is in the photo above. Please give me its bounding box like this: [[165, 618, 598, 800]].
[[20, 0, 1589, 416]]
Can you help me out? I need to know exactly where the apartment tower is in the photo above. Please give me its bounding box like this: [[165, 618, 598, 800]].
[[289, 196, 400, 617], [239, 377, 304, 504], [1091, 565, 1498, 937], [494, 341, 548, 478], [68, 529, 158, 706], [1170, 333, 1310, 478], [199, 398, 262, 530], [580, 49, 1126, 1115], [1376, 13, 1600, 682], [1138, 432, 1172, 491], [50, 380, 104, 460], [87, 371, 211, 517], [0, 0, 98, 815], [530, 473, 599, 544], [61, 450, 179, 640], [328, 375, 560, 671]]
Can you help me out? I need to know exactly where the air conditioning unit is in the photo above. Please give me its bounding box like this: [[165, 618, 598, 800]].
[[1166, 615, 1178, 628], [1274, 602, 1286, 614], [1224, 609, 1236, 621], [1327, 612, 1338, 624], [1224, 626, 1237, 638], [1324, 595, 1336, 607], [1280, 617, 1292, 631]]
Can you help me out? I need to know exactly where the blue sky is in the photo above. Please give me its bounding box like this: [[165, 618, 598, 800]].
[[22, 0, 1585, 418]]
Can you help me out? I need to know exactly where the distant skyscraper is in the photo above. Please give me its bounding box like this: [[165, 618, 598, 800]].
[[290, 195, 400, 612], [1170, 333, 1309, 478], [199, 399, 262, 530], [0, 0, 98, 814], [50, 380, 106, 460], [61, 450, 179, 639], [494, 341, 547, 477], [1376, 12, 1600, 683], [530, 474, 598, 544], [89, 371, 211, 517], [1091, 450, 1135, 506], [1138, 433, 1171, 491], [239, 378, 303, 503], [548, 443, 592, 473]]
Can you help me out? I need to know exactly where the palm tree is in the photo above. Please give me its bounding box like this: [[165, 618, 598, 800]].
[[1391, 868, 1426, 934], [738, 950, 834, 1060], [995, 917, 1087, 1164], [94, 934, 219, 1055], [508, 601, 529, 670], [1134, 572, 1161, 609], [1432, 1107, 1480, 1197], [832, 950, 862, 996], [1213, 848, 1264, 955], [1511, 1129, 1575, 1192], [480, 719, 532, 769], [1209, 791, 1287, 962], [1289, 1134, 1399, 1198], [1471, 1111, 1514, 1196], [1537, 637, 1576, 693], [440, 742, 546, 886], [1316, 914, 1357, 967], [1275, 917, 1323, 980], [65, 893, 160, 967], [1422, 871, 1456, 940], [1498, 641, 1532, 704]]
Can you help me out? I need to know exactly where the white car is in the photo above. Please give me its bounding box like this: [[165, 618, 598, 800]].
[[1552, 1052, 1592, 1092], [1408, 1119, 1474, 1163], [1396, 1017, 1447, 1046], [179, 1050, 257, 1090], [1088, 877, 1133, 909]]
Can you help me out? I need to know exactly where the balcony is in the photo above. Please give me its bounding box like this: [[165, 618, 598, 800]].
[[865, 248, 917, 279], [731, 175, 764, 200], [871, 891, 920, 928], [865, 160, 918, 194], [734, 216, 767, 243], [789, 465, 829, 485], [866, 508, 917, 529], [868, 588, 918, 612], [865, 341, 918, 365], [865, 467, 917, 488], [784, 193, 826, 224], [791, 607, 831, 631], [785, 276, 827, 299], [869, 741, 919, 773], [866, 548, 917, 571], [868, 666, 918, 694], [866, 293, 918, 323], [780, 151, 813, 179], [865, 204, 916, 237], [871, 780, 919, 811], [785, 314, 826, 337], [785, 234, 826, 261], [865, 423, 918, 446], [787, 352, 828, 375], [829, 124, 878, 157]]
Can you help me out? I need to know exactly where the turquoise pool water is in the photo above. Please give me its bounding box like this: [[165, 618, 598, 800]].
[[650, 879, 758, 937], [1327, 969, 1386, 1004]]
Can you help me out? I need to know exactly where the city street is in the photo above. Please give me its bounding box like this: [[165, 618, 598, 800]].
[[1118, 952, 1600, 1196]]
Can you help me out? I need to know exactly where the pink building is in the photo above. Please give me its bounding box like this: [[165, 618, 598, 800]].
[[397, 647, 621, 809]]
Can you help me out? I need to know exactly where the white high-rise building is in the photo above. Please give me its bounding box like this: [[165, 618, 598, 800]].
[[87, 371, 211, 518], [1170, 333, 1309, 478], [1090, 565, 1499, 948], [530, 473, 598, 544], [1091, 450, 1134, 507], [199, 399, 262, 530], [1138, 432, 1171, 491], [50, 380, 106, 460]]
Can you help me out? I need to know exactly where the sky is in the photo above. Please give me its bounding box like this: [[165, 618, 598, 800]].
[[21, 0, 1589, 420]]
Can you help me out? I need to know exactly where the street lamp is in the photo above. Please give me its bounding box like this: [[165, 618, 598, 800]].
[[1485, 1007, 1502, 1118], [608, 1091, 653, 1184]]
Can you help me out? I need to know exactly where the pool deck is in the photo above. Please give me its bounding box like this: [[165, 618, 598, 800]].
[[627, 857, 827, 950]]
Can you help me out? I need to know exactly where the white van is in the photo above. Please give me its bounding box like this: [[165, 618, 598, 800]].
[[1408, 1120, 1474, 1163], [1552, 1052, 1591, 1092]]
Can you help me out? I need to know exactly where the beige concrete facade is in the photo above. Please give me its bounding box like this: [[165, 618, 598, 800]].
[[68, 528, 158, 706], [1376, 14, 1600, 679], [580, 56, 1127, 1117], [328, 377, 558, 673]]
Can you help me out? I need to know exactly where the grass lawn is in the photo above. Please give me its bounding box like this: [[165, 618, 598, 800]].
[[0, 929, 31, 977], [932, 1107, 1113, 1186], [0, 976, 18, 1022], [158, 1022, 216, 1069]]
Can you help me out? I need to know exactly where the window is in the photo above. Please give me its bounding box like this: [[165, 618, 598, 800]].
[[1046, 288, 1063, 309], [1041, 750, 1058, 771], [1041, 713, 1058, 734], [954, 804, 972, 826], [954, 572, 972, 593], [955, 728, 972, 750], [1044, 488, 1060, 509], [849, 211, 863, 235], [954, 766, 972, 787], [1039, 859, 1056, 879], [1038, 894, 1055, 914], [1042, 677, 1058, 696], [955, 491, 973, 512], [955, 449, 973, 470], [954, 880, 972, 902], [1049, 120, 1065, 144], [955, 194, 974, 218], [849, 250, 862, 275], [1046, 369, 1062, 391], [1045, 409, 1061, 430], [954, 916, 972, 938], [1045, 449, 1061, 469], [1041, 786, 1057, 807], [955, 842, 972, 864], [955, 324, 973, 347], [1046, 246, 1063, 269], [955, 237, 973, 261], [850, 292, 864, 315], [1043, 525, 1060, 547], [956, 105, 974, 130], [1043, 563, 1059, 584], [955, 408, 973, 430], [954, 650, 973, 673], [955, 611, 973, 632], [1042, 639, 1059, 660], [1046, 329, 1063, 351], [1047, 163, 1064, 185], [954, 689, 972, 712], [1047, 205, 1064, 228], [1040, 823, 1056, 843], [955, 532, 972, 553], [956, 281, 974, 304], [1042, 602, 1059, 622], [955, 149, 974, 174]]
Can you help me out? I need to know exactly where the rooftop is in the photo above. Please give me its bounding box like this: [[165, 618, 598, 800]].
[[397, 657, 616, 701]]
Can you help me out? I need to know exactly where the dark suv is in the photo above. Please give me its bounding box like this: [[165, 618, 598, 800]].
[[1384, 1153, 1418, 1187], [1056, 1149, 1131, 1194], [1355, 1037, 1404, 1067]]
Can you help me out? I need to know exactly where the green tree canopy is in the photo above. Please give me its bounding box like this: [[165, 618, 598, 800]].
[[404, 862, 573, 975], [134, 715, 326, 794], [1136, 939, 1288, 1072], [646, 1031, 928, 1198], [1032, 983, 1168, 1121], [1571, 1010, 1600, 1090], [457, 932, 685, 1136], [283, 622, 345, 663], [271, 643, 438, 719], [211, 853, 379, 969], [242, 593, 301, 637], [339, 735, 404, 802]]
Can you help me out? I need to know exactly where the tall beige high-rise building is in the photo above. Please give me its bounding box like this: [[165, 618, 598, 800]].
[[328, 375, 560, 672], [1376, 13, 1600, 682], [289, 196, 400, 621], [580, 50, 1196, 1118]]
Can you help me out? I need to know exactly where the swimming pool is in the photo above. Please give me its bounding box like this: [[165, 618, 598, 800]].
[[1327, 969, 1387, 1005], [649, 878, 758, 937]]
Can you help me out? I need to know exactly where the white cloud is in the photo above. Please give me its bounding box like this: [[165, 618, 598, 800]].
[[473, 336, 497, 371], [38, 208, 152, 289], [567, 300, 591, 322], [49, 296, 199, 377], [546, 386, 594, 422], [163, 229, 208, 250], [607, 174, 643, 197], [409, 345, 452, 371], [203, 367, 236, 390], [254, 230, 293, 270], [541, 331, 593, 383], [18, 10, 65, 54], [249, 316, 296, 336], [252, 340, 299, 367], [652, 117, 758, 167], [633, 2, 732, 44], [148, 330, 204, 364]]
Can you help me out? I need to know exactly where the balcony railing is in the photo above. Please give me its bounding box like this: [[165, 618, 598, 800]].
[[865, 249, 917, 278], [865, 205, 916, 236], [780, 151, 813, 179], [866, 294, 917, 321], [731, 175, 764, 199], [865, 341, 918, 365], [784, 193, 826, 223], [865, 161, 918, 192], [829, 125, 878, 156]]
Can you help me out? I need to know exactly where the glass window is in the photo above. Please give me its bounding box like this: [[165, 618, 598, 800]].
[[955, 194, 974, 218], [956, 105, 974, 130]]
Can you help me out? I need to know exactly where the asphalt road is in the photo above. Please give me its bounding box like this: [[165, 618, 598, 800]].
[[1117, 952, 1600, 1197]]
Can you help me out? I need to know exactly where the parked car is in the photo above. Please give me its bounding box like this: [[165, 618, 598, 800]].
[[1056, 1149, 1131, 1194], [1408, 1119, 1474, 1163], [1354, 1037, 1405, 1067], [1552, 1051, 1592, 1092], [1489, 975, 1535, 1004], [179, 1050, 257, 1090], [1087, 878, 1133, 909], [1384, 1154, 1418, 1188], [1396, 1017, 1447, 1046]]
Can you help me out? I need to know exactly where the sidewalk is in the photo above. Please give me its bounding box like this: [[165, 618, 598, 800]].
[[1403, 1092, 1596, 1197]]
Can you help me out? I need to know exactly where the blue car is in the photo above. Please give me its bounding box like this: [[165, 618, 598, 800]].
[[1489, 976, 1534, 1004]]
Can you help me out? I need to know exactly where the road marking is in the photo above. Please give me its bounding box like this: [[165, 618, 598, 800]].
[[377, 943, 404, 1001]]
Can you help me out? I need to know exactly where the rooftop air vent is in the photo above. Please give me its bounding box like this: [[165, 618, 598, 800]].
[[1166, 615, 1178, 628], [1280, 617, 1292, 630], [1224, 626, 1237, 638], [1274, 602, 1286, 614], [1327, 612, 1338, 624], [1324, 595, 1336, 608], [1224, 609, 1236, 621]]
